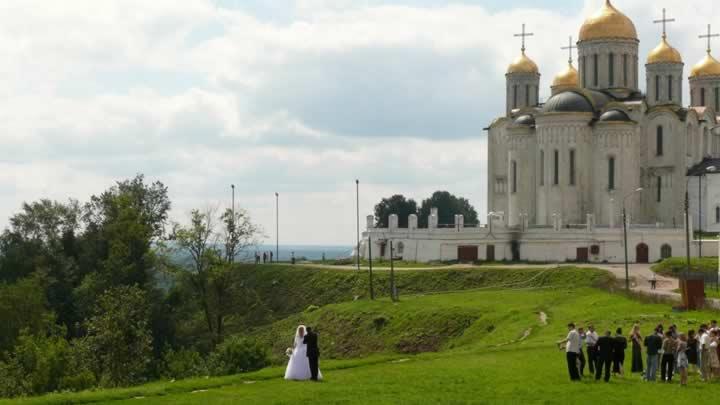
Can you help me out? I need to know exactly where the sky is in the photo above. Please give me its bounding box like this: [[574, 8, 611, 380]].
[[0, 0, 719, 245]]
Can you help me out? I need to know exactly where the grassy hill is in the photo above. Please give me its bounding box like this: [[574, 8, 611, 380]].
[[6, 266, 718, 404]]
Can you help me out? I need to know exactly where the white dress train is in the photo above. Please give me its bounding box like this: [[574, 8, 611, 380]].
[[284, 335, 323, 380]]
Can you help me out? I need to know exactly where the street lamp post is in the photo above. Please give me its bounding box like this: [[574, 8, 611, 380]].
[[275, 192, 279, 263], [231, 184, 235, 264], [623, 187, 643, 291], [356, 180, 360, 272], [699, 166, 717, 258]]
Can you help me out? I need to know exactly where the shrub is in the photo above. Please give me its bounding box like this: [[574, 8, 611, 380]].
[[0, 328, 71, 398], [305, 305, 320, 313], [652, 257, 719, 277], [208, 336, 268, 376], [160, 347, 208, 380]]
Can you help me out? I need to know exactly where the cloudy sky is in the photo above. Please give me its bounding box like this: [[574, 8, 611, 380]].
[[1, 0, 718, 245]]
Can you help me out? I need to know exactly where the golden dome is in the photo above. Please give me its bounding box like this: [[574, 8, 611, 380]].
[[647, 38, 682, 65], [579, 0, 637, 42], [552, 63, 579, 87], [690, 53, 720, 78], [507, 51, 539, 74]]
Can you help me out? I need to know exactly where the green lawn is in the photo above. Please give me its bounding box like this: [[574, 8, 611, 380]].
[[11, 274, 720, 405]]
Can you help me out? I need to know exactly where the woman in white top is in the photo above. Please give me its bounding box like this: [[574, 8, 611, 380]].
[[284, 325, 323, 381]]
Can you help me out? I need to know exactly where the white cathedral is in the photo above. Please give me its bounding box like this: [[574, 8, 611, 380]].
[[361, 1, 720, 264]]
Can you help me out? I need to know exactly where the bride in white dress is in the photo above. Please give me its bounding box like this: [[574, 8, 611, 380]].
[[284, 325, 322, 380]]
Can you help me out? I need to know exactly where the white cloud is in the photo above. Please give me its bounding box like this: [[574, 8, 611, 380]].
[[1, 0, 719, 244]]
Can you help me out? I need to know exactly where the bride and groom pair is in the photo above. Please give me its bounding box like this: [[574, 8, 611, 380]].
[[284, 325, 322, 381]]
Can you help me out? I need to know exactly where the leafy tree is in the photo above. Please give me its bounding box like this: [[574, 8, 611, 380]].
[[171, 207, 262, 344], [418, 191, 478, 228], [85, 285, 153, 387], [0, 275, 54, 352], [374, 195, 418, 228]]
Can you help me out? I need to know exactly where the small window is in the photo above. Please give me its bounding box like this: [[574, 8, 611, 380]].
[[609, 53, 615, 86], [553, 150, 559, 185], [511, 161, 517, 193], [608, 157, 615, 190], [397, 242, 405, 255], [593, 54, 599, 86], [655, 76, 660, 101], [582, 56, 587, 87], [656, 126, 664, 156], [668, 75, 673, 100], [701, 88, 706, 106], [569, 150, 576, 186], [657, 176, 662, 202], [525, 84, 530, 106], [716, 206, 720, 223], [540, 150, 545, 186], [513, 85, 518, 109], [715, 87, 719, 111], [661, 244, 672, 259], [623, 54, 628, 87]]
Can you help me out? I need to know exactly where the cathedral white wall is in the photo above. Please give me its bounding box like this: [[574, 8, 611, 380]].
[[578, 39, 639, 91], [361, 226, 695, 264], [688, 174, 720, 233], [645, 63, 683, 107]]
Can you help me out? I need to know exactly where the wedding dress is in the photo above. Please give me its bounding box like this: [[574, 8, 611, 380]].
[[284, 326, 322, 380]]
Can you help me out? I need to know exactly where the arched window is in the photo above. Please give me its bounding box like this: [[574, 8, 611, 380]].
[[661, 244, 672, 259], [608, 157, 616, 190], [593, 54, 599, 86], [668, 75, 673, 100], [525, 84, 530, 106], [716, 206, 720, 223], [569, 149, 576, 186], [511, 161, 517, 193], [701, 88, 706, 106], [715, 87, 719, 111], [513, 85, 518, 109], [623, 54, 628, 87], [540, 150, 545, 186], [553, 150, 559, 185], [655, 76, 660, 101], [656, 126, 664, 156], [609, 53, 615, 86], [582, 56, 587, 87], [657, 176, 662, 202]]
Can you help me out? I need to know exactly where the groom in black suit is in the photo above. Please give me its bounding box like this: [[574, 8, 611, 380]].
[[303, 327, 320, 381]]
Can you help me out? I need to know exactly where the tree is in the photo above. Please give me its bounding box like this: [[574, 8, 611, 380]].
[[418, 191, 478, 228], [171, 207, 261, 344], [374, 195, 418, 228], [85, 285, 153, 387]]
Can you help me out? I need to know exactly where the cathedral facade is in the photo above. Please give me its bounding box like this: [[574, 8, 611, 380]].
[[360, 1, 720, 264], [488, 0, 720, 229]]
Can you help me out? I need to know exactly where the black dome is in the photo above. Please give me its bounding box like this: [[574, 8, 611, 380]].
[[599, 109, 631, 122], [542, 91, 594, 113], [514, 114, 535, 126]]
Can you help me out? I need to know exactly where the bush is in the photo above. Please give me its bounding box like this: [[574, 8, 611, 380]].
[[160, 347, 208, 380], [652, 257, 719, 277], [0, 328, 71, 398], [208, 336, 268, 376]]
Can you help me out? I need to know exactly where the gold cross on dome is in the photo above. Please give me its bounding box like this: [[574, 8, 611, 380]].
[[561, 36, 577, 64], [700, 24, 720, 54], [514, 24, 534, 53], [653, 8, 676, 40]]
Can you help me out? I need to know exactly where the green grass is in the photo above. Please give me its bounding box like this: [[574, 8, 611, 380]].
[[651, 257, 719, 277], [11, 266, 720, 404]]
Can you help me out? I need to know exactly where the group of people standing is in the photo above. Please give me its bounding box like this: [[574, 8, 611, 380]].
[[255, 251, 274, 264], [561, 320, 720, 386]]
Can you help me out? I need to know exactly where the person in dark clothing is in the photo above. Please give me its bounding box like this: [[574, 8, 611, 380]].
[[644, 328, 663, 381], [303, 327, 320, 381], [596, 330, 615, 382], [630, 324, 643, 374], [660, 331, 677, 382], [578, 327, 587, 377], [613, 328, 627, 376], [687, 330, 699, 368], [262, 252, 267, 264]]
